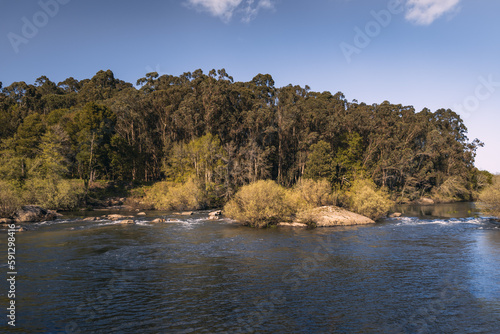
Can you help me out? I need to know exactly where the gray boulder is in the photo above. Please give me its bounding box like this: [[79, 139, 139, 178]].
[[14, 206, 59, 223]]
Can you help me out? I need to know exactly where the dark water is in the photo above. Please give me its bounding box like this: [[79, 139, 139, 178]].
[[1, 203, 500, 333]]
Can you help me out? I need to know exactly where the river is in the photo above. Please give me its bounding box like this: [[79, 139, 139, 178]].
[[1, 202, 499, 333]]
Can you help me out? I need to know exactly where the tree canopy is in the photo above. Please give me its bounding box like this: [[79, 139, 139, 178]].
[[0, 69, 487, 203]]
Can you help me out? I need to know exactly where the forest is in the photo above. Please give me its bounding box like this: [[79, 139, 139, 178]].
[[0, 69, 493, 216]]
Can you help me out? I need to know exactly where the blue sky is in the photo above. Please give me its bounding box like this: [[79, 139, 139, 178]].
[[1, 0, 499, 173]]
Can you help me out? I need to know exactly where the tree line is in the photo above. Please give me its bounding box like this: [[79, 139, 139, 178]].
[[0, 69, 491, 210]]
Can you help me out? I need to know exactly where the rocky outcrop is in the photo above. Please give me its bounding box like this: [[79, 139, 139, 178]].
[[278, 222, 308, 227], [415, 197, 435, 205], [0, 218, 14, 224], [295, 206, 375, 227], [83, 217, 102, 221], [13, 206, 60, 223], [151, 218, 165, 223], [388, 212, 402, 218], [174, 211, 194, 216], [118, 220, 135, 224], [103, 214, 134, 221], [137, 212, 147, 216], [208, 210, 222, 220]]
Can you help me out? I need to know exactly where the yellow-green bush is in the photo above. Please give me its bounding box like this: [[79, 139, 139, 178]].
[[0, 180, 22, 217], [479, 175, 500, 218], [224, 180, 291, 228], [286, 178, 333, 211], [347, 178, 394, 220], [23, 178, 86, 210], [142, 177, 204, 211]]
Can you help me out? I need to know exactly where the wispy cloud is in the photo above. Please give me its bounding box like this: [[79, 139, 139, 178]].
[[405, 0, 461, 25], [185, 0, 274, 22]]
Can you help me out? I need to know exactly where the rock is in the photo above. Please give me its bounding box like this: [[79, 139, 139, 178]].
[[14, 206, 59, 223], [119, 220, 135, 224], [0, 218, 14, 224], [104, 214, 133, 221], [416, 197, 435, 205], [208, 210, 222, 220], [388, 212, 402, 218], [167, 218, 181, 222], [173, 211, 195, 215], [137, 212, 147, 216], [151, 218, 166, 223], [83, 217, 101, 221], [296, 206, 375, 227], [278, 222, 308, 227], [107, 197, 124, 206], [18, 227, 28, 232]]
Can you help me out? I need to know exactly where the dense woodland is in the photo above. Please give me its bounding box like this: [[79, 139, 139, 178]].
[[0, 69, 492, 213]]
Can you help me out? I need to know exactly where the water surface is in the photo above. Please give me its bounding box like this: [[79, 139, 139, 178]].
[[1, 203, 499, 333]]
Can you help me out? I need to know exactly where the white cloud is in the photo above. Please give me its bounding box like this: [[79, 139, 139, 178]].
[[405, 0, 461, 25], [185, 0, 274, 22]]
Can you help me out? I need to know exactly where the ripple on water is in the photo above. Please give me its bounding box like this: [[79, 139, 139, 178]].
[[7, 205, 500, 333], [390, 216, 493, 227]]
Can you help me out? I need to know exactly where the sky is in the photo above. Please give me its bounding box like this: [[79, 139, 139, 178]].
[[1, 0, 499, 173]]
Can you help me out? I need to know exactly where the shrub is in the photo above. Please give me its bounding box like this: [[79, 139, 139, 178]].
[[347, 178, 394, 220], [23, 178, 86, 210], [224, 180, 291, 228], [478, 175, 500, 218], [286, 178, 333, 211], [143, 177, 204, 211], [55, 179, 87, 210], [0, 180, 22, 217], [432, 175, 470, 202]]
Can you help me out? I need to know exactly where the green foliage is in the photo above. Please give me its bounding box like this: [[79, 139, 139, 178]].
[[0, 180, 21, 218], [23, 178, 86, 210], [347, 178, 394, 220], [165, 133, 226, 184], [15, 113, 45, 158], [73, 102, 116, 185], [333, 132, 365, 188], [303, 141, 334, 182], [29, 125, 71, 179], [478, 175, 500, 218], [46, 108, 70, 126], [142, 177, 204, 211], [0, 69, 484, 209], [0, 137, 25, 181], [224, 180, 291, 228]]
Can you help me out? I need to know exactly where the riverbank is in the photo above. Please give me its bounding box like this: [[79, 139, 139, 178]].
[[1, 178, 488, 227]]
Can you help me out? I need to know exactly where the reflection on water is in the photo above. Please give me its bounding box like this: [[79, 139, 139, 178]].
[[0, 203, 499, 333], [395, 201, 480, 219]]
